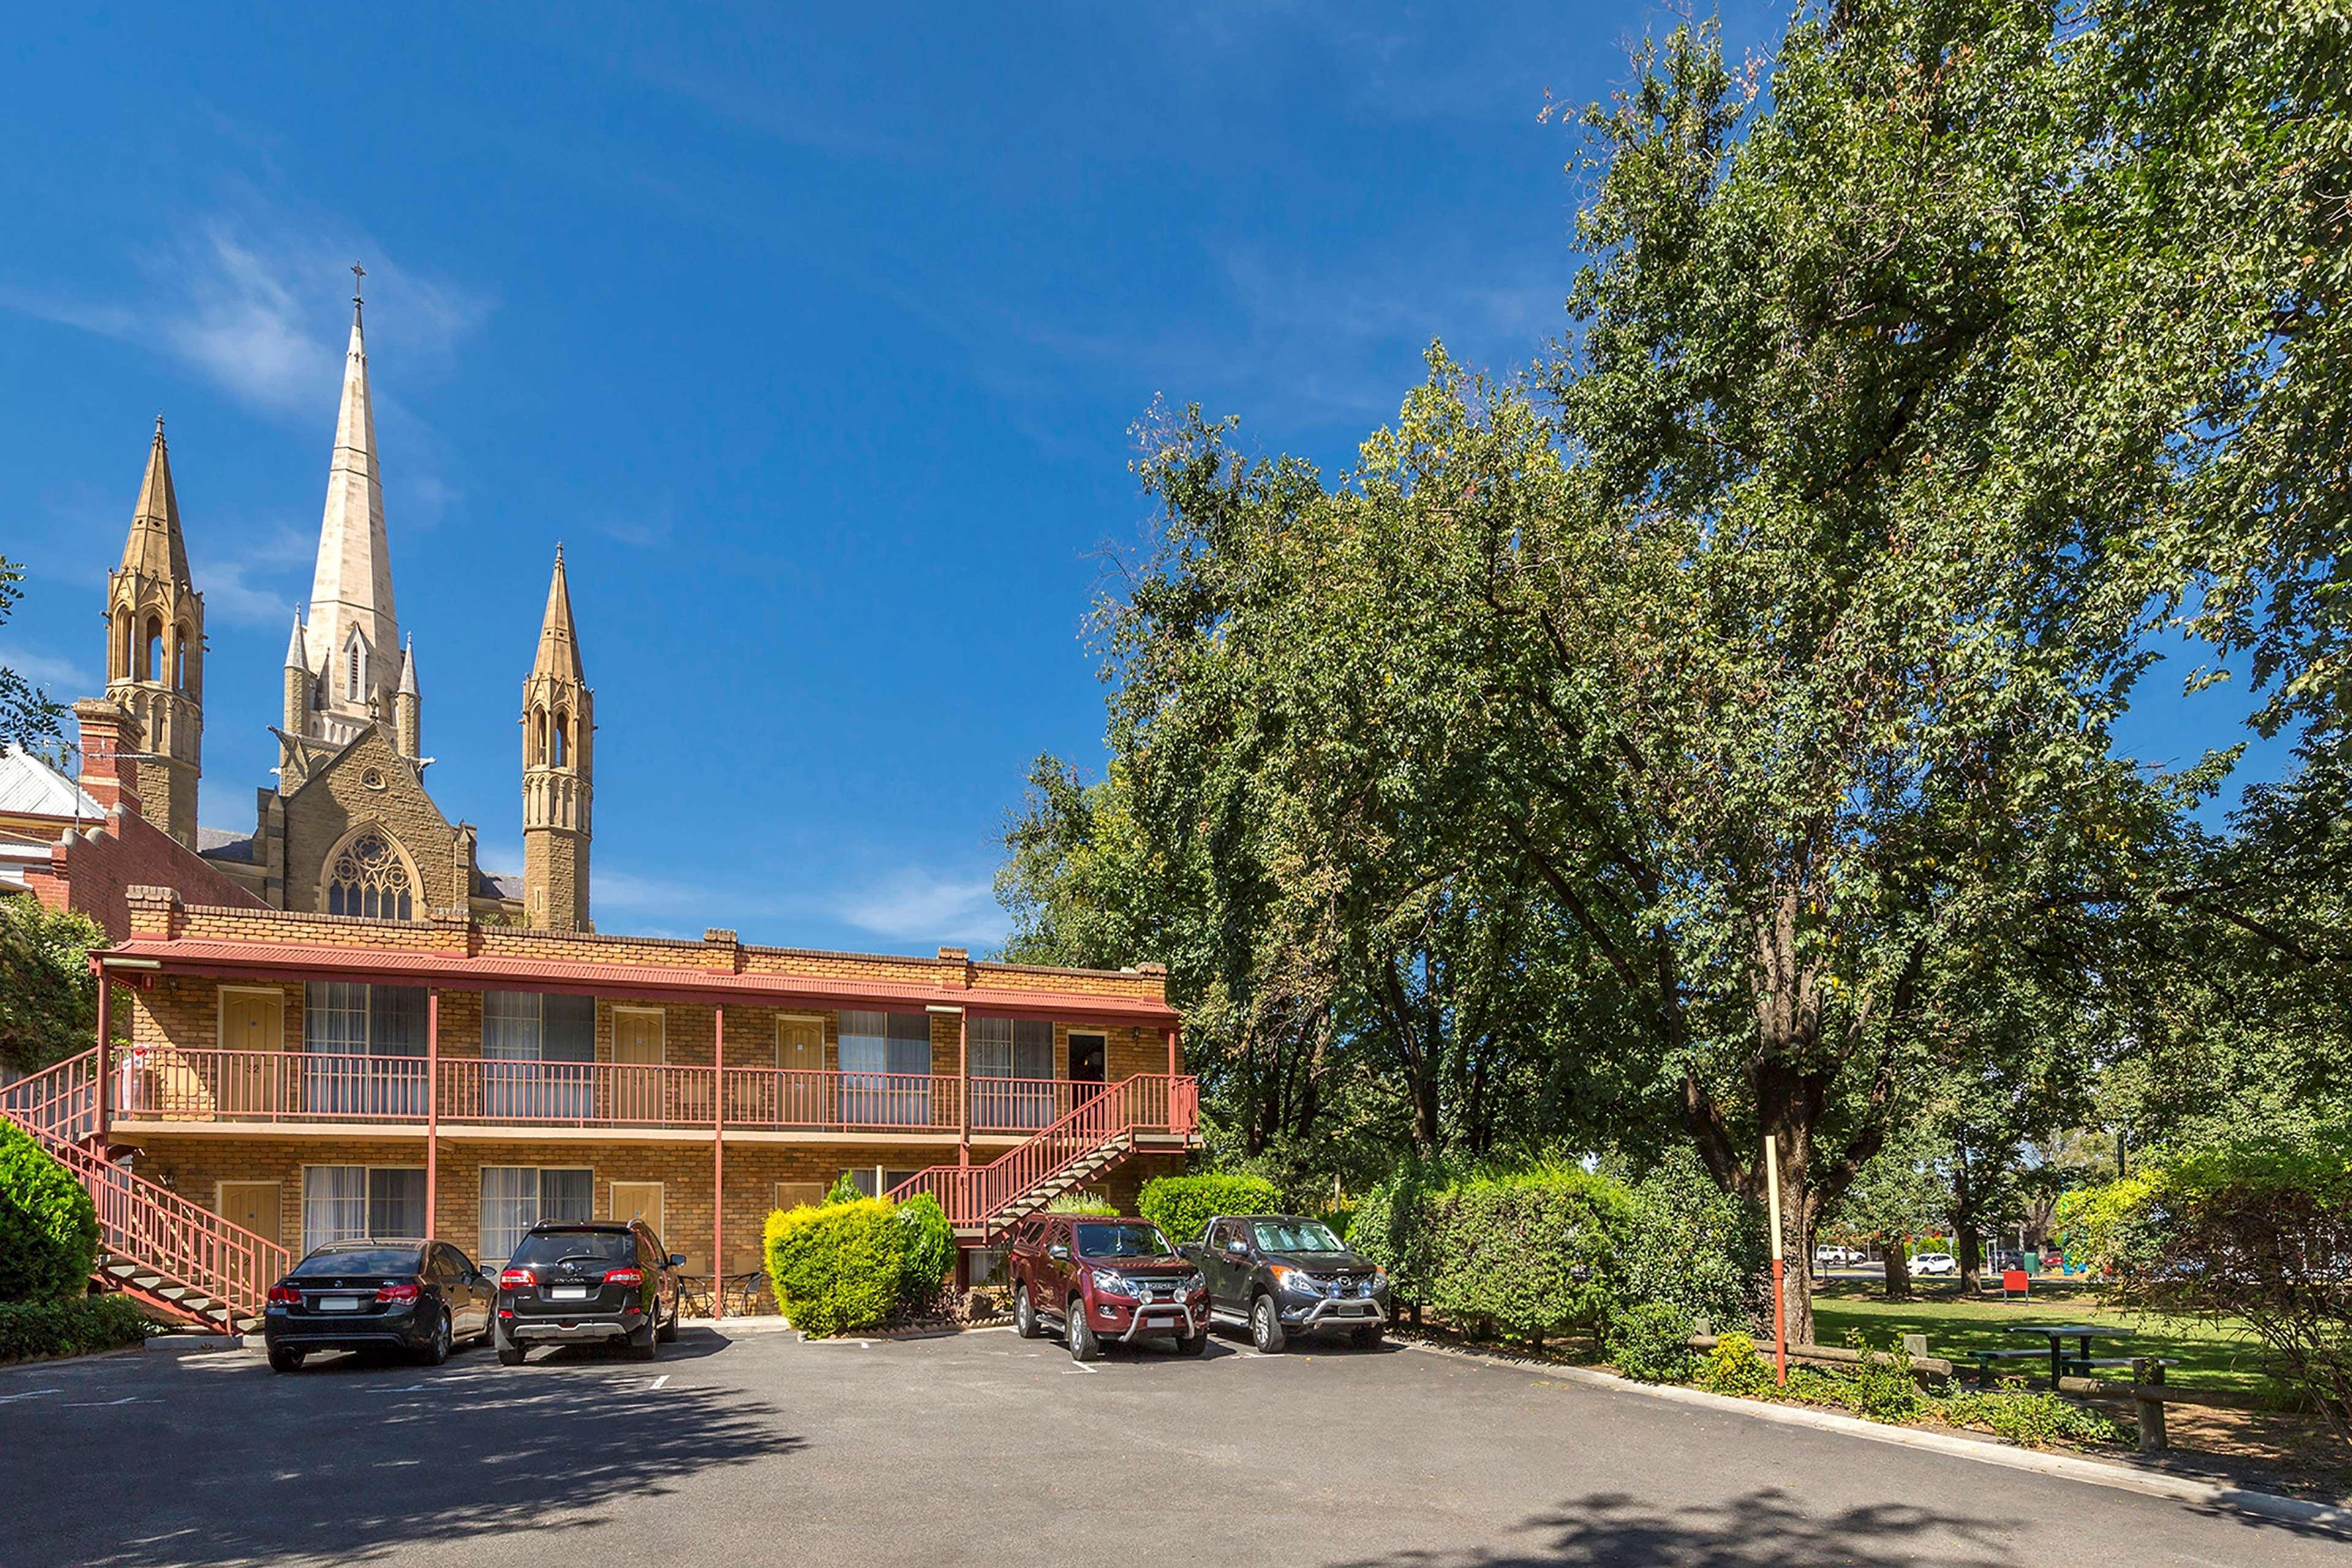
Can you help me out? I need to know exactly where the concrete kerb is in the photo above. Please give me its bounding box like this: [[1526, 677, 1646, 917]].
[[1396, 1337, 2352, 1538]]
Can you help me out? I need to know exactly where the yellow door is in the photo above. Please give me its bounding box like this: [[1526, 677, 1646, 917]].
[[217, 990, 284, 1118], [610, 1182, 664, 1240], [612, 1009, 664, 1065], [778, 1018, 823, 1071], [776, 1018, 824, 1123], [217, 1182, 282, 1245]]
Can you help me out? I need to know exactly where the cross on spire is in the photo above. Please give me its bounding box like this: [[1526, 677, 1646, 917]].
[[351, 262, 366, 322]]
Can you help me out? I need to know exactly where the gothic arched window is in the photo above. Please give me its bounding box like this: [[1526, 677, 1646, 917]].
[[326, 831, 415, 919], [552, 710, 568, 767], [143, 614, 163, 682]]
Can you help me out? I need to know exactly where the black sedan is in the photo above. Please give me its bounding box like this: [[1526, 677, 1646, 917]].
[[494, 1219, 684, 1365], [263, 1238, 496, 1372]]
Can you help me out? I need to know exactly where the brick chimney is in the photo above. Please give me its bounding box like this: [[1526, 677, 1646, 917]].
[[72, 699, 143, 818]]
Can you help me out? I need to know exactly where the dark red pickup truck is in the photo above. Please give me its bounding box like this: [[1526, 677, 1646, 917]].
[[1006, 1212, 1210, 1361]]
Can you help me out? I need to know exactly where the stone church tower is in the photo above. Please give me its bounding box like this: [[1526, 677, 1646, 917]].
[[104, 418, 203, 847], [521, 548, 592, 931]]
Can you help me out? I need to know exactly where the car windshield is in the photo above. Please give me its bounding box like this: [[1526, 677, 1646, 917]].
[[1074, 1222, 1170, 1259], [509, 1231, 634, 1267], [1253, 1221, 1344, 1254], [291, 1246, 421, 1277]]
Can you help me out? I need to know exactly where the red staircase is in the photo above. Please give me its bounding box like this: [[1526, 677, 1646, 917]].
[[1, 1049, 287, 1333], [886, 1072, 1197, 1242]]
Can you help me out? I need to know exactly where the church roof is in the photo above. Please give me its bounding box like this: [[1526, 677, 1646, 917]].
[[0, 747, 104, 818], [118, 418, 191, 584], [195, 827, 255, 864]]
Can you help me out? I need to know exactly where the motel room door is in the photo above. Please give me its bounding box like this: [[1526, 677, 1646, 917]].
[[611, 1009, 665, 1122], [217, 988, 285, 1117], [611, 1182, 665, 1246]]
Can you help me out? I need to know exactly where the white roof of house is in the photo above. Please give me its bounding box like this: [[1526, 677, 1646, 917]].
[[0, 747, 102, 818]]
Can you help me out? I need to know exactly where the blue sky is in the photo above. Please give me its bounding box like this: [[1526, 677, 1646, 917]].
[[0, 4, 2292, 951]]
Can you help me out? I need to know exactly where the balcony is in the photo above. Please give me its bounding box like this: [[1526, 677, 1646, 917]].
[[104, 1047, 1177, 1140]]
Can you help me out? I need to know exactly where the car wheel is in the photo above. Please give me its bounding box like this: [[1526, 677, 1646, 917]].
[[1176, 1329, 1209, 1356], [626, 1324, 658, 1362], [1014, 1284, 1039, 1340], [1250, 1293, 1286, 1354], [267, 1345, 304, 1374], [419, 1309, 452, 1366], [1352, 1324, 1384, 1349], [1068, 1298, 1101, 1362], [657, 1294, 679, 1344], [494, 1322, 525, 1366]]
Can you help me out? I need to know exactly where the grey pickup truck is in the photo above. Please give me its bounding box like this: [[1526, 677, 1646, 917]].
[[1178, 1213, 1389, 1352]]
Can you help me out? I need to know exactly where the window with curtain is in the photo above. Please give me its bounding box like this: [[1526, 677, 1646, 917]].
[[303, 1166, 426, 1250], [837, 1011, 932, 1125], [302, 983, 425, 1116], [969, 1017, 1056, 1129], [478, 1166, 594, 1262], [483, 992, 597, 1119]]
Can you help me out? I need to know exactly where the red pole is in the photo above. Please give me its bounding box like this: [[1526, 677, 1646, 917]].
[[1765, 1133, 1787, 1385], [957, 1010, 970, 1170], [91, 957, 110, 1148], [426, 990, 440, 1240], [712, 1004, 725, 1321]]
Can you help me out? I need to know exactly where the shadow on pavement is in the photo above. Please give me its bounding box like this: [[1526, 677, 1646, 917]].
[[62, 1344, 795, 1568], [1328, 1487, 2022, 1567]]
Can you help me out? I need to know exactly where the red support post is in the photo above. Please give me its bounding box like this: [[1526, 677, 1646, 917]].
[[957, 1010, 970, 1171], [712, 1004, 725, 1322], [91, 957, 110, 1148], [425, 990, 440, 1239]]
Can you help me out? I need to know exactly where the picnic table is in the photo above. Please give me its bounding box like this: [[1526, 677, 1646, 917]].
[[2003, 1322, 2132, 1389]]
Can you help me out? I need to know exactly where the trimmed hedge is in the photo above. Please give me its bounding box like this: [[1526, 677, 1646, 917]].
[[1136, 1174, 1283, 1247], [0, 1120, 99, 1302], [0, 1294, 150, 1363], [765, 1198, 905, 1337], [1614, 1148, 1765, 1335], [1607, 1300, 1696, 1383]]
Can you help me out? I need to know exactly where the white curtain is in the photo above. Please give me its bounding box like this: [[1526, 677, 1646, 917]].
[[303, 1166, 368, 1251]]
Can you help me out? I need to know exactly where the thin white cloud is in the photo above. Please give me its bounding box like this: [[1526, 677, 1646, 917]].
[[0, 643, 94, 697], [187, 521, 315, 630], [837, 871, 1010, 948]]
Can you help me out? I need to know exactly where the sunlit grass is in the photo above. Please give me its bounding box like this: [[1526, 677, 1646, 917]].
[[1808, 1279, 2272, 1393]]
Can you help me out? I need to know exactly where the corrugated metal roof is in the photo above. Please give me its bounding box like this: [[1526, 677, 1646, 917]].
[[104, 938, 1181, 1024], [0, 748, 102, 818]]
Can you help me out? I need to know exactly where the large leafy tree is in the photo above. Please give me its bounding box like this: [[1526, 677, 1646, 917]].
[[0, 559, 66, 758]]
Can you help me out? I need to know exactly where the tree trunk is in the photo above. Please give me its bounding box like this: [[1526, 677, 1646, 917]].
[[1882, 1246, 1912, 1302], [1956, 1217, 1983, 1292]]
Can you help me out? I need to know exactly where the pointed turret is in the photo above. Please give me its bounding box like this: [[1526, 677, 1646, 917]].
[[119, 417, 191, 584], [104, 416, 205, 847], [394, 633, 423, 760], [283, 609, 309, 672], [522, 546, 592, 932], [300, 282, 399, 741], [532, 545, 586, 681], [282, 610, 312, 737]]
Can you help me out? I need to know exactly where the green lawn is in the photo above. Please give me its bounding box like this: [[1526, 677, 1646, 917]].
[[1808, 1280, 2275, 1393]]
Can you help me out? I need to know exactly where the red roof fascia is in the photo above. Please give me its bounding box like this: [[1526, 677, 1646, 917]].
[[102, 938, 1178, 1026]]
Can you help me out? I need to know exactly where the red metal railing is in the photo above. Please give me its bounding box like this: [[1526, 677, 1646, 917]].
[[39, 1130, 289, 1323], [885, 1073, 1197, 1231], [1, 1049, 99, 1143], [99, 1047, 1140, 1139], [1, 1048, 288, 1326]]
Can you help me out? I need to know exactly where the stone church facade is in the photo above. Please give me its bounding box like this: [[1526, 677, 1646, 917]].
[[91, 287, 594, 933]]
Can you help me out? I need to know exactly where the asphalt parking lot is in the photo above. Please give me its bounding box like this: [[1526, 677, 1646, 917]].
[[0, 1325, 2334, 1567]]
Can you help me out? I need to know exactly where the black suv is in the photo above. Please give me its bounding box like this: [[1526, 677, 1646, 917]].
[[1181, 1213, 1389, 1352], [495, 1219, 684, 1364], [264, 1238, 496, 1371]]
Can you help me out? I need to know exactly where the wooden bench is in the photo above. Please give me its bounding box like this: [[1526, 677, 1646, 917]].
[[1969, 1348, 2056, 1387]]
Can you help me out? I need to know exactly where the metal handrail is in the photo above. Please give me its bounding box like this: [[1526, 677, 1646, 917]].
[[884, 1074, 1197, 1230]]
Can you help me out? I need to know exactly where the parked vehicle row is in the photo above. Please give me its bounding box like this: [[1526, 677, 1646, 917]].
[[1005, 1209, 1389, 1362], [263, 1219, 685, 1373]]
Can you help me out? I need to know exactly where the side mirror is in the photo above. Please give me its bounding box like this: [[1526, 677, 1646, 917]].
[[670, 1254, 687, 1269], [473, 1270, 491, 1287], [1048, 1243, 1070, 1262], [1226, 1238, 1248, 1256]]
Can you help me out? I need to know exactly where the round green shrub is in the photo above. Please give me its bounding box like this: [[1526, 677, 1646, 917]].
[[1612, 1147, 1765, 1334], [1607, 1300, 1696, 1382], [0, 1121, 99, 1302], [823, 1171, 864, 1205], [1695, 1331, 1773, 1398], [895, 1194, 956, 1306], [1136, 1173, 1282, 1246], [1419, 1166, 1624, 1345], [764, 1198, 905, 1337]]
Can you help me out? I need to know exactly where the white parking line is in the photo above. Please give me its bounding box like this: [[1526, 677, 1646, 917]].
[[651, 1374, 669, 1389], [0, 1388, 61, 1403]]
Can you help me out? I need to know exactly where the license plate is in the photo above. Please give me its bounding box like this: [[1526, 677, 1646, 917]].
[[551, 1285, 590, 1302], [320, 1296, 363, 1312]]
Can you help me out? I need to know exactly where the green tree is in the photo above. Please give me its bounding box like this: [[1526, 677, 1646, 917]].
[[0, 899, 111, 1077], [0, 559, 67, 757]]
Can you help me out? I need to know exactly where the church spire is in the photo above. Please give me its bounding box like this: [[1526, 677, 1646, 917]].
[[533, 543, 586, 681], [119, 415, 190, 584], [302, 273, 399, 737]]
